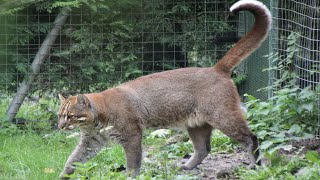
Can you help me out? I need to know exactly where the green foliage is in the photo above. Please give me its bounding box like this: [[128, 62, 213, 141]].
[[143, 1, 234, 57], [0, 120, 21, 136], [0, 95, 57, 134], [246, 87, 317, 130], [163, 141, 193, 158], [63, 131, 198, 179], [0, 0, 135, 15], [1, 0, 143, 93], [64, 144, 128, 179], [1, 0, 239, 94], [232, 70, 247, 87], [245, 86, 317, 161], [210, 130, 237, 152], [0, 99, 20, 136], [244, 31, 319, 160], [262, 32, 300, 90], [0, 0, 36, 15], [237, 151, 320, 180]]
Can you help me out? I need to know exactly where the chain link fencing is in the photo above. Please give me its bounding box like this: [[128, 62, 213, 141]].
[[0, 0, 319, 135], [270, 0, 320, 136]]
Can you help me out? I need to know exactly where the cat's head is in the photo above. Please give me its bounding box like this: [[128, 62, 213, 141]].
[[57, 94, 95, 130]]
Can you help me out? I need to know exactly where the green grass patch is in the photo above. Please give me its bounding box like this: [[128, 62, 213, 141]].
[[0, 132, 77, 180], [0, 128, 235, 179], [1, 128, 320, 180]]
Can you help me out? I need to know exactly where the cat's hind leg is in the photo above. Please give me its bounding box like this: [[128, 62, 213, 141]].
[[181, 123, 213, 170], [211, 111, 260, 168]]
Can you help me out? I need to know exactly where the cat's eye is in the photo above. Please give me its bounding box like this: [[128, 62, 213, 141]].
[[66, 115, 75, 119]]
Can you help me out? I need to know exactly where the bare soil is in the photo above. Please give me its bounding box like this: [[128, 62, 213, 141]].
[[286, 138, 320, 154], [180, 148, 249, 180], [181, 138, 320, 180]]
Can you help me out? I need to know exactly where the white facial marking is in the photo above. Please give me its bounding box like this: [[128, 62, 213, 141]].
[[77, 117, 86, 121], [99, 126, 114, 134]]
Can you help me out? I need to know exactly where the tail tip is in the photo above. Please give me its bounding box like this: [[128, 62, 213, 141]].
[[230, 0, 272, 30], [230, 0, 267, 12]]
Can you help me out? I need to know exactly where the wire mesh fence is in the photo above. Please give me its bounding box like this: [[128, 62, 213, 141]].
[[238, 0, 271, 100], [0, 0, 240, 125], [0, 0, 319, 135], [1, 0, 239, 93], [270, 0, 320, 136]]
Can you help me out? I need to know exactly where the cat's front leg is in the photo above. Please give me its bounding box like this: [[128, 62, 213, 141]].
[[59, 130, 107, 179], [118, 128, 143, 177]]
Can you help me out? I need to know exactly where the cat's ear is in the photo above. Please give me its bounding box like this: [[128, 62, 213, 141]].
[[77, 94, 91, 107], [58, 93, 66, 102]]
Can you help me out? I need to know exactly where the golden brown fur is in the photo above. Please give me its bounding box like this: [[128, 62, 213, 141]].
[[57, 0, 271, 179]]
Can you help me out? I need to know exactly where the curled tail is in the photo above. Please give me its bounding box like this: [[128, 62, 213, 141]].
[[214, 0, 272, 73]]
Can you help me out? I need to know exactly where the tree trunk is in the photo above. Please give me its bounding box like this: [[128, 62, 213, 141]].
[[6, 8, 70, 122]]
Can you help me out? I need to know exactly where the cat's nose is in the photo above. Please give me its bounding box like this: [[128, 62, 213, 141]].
[[58, 120, 67, 129]]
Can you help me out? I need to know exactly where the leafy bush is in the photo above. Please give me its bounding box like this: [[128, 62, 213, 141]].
[[243, 31, 319, 159], [0, 95, 57, 134], [0, 120, 21, 136], [245, 86, 317, 160], [237, 151, 320, 180]]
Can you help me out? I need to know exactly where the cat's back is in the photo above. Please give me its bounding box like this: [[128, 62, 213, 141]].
[[121, 67, 227, 93], [124, 67, 234, 104]]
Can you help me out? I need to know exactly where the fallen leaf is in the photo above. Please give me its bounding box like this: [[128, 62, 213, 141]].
[[43, 168, 55, 174]]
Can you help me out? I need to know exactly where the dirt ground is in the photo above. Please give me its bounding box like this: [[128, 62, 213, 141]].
[[179, 148, 249, 180], [179, 138, 320, 180]]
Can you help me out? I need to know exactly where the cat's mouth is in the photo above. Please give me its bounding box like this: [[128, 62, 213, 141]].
[[63, 125, 75, 130], [58, 121, 76, 130]]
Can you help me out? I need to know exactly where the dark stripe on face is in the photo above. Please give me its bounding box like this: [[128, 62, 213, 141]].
[[58, 100, 71, 120]]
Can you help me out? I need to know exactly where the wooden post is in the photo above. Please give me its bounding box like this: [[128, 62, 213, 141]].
[[6, 8, 70, 122]]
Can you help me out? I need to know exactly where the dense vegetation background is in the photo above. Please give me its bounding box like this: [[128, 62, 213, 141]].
[[0, 0, 319, 179], [0, 0, 239, 95]]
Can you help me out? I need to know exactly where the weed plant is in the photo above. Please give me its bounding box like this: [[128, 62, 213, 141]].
[[238, 32, 320, 179]]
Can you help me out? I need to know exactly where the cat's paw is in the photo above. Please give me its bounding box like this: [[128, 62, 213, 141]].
[[59, 167, 74, 180]]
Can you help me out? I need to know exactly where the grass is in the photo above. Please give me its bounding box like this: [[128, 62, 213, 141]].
[[0, 131, 77, 180], [0, 128, 233, 180], [1, 127, 320, 180], [65, 130, 200, 179]]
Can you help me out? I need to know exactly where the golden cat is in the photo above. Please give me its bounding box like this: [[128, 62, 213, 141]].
[[57, 0, 271, 178]]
